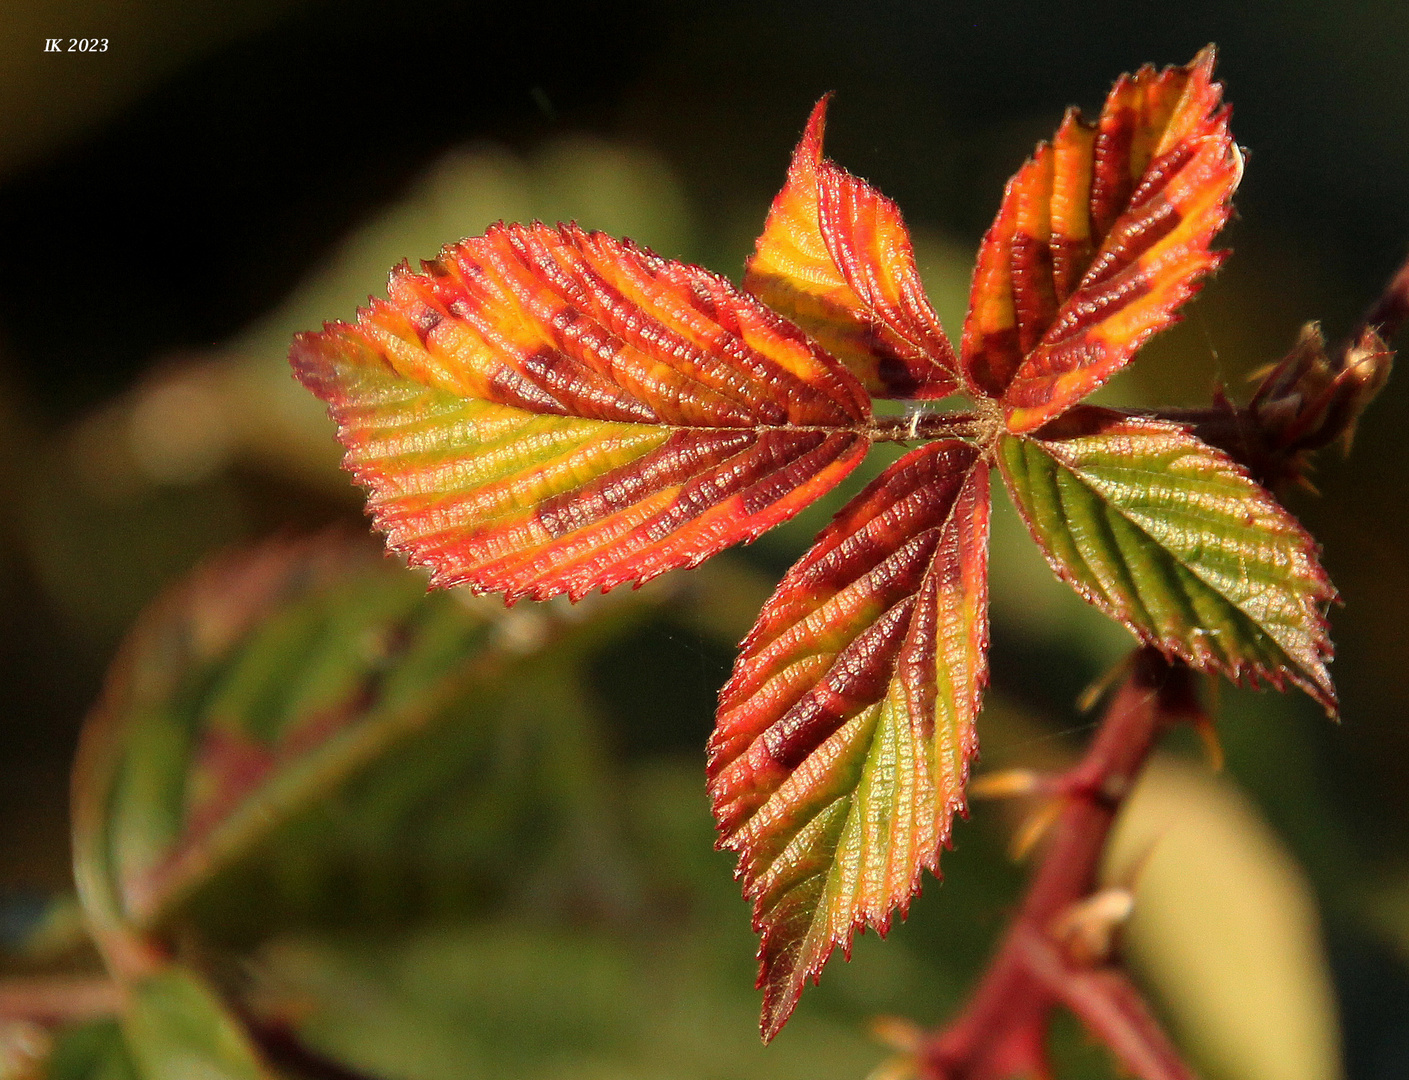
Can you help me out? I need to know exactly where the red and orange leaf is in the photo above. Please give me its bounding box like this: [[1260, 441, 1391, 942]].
[[998, 406, 1336, 713], [291, 223, 874, 602], [708, 441, 990, 1039], [960, 47, 1241, 429], [745, 97, 959, 400]]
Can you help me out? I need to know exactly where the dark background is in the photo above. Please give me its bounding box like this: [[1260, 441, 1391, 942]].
[[2, 2, 1408, 1077]]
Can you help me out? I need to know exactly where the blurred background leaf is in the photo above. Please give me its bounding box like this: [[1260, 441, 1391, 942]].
[[69, 535, 502, 946], [1104, 757, 1341, 1080], [1, 2, 1407, 1078], [120, 965, 276, 1080], [35, 1019, 137, 1080]]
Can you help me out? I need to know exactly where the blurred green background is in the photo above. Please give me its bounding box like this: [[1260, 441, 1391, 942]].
[[1, 2, 1408, 1078]]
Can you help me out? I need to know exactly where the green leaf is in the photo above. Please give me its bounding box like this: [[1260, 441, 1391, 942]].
[[122, 966, 275, 1080], [71, 534, 497, 957], [40, 1019, 137, 1080], [189, 658, 634, 939], [997, 406, 1336, 712]]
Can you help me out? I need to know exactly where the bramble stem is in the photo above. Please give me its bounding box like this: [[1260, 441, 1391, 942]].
[[868, 411, 986, 444], [1150, 244, 1406, 485], [918, 649, 1199, 1080], [0, 975, 122, 1024], [1358, 248, 1409, 347]]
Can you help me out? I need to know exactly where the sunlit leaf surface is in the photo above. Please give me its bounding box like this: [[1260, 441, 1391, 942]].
[[998, 407, 1335, 712], [744, 97, 958, 400], [291, 223, 873, 602], [962, 47, 1241, 431], [709, 441, 990, 1037]]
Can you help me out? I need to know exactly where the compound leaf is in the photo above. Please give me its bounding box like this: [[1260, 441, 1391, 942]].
[[962, 47, 1241, 430], [744, 97, 959, 400], [998, 407, 1336, 712], [291, 223, 872, 602], [709, 441, 990, 1038]]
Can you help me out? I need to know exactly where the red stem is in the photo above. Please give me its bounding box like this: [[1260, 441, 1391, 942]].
[[918, 649, 1199, 1080], [1360, 249, 1409, 346], [0, 975, 122, 1025], [869, 411, 985, 444]]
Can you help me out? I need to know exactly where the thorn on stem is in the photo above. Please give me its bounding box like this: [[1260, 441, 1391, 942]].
[[1192, 713, 1225, 771], [968, 769, 1052, 800], [1078, 653, 1136, 713], [1011, 796, 1066, 861], [1051, 887, 1136, 967], [867, 1017, 923, 1080], [870, 1015, 924, 1053], [865, 1055, 919, 1080]]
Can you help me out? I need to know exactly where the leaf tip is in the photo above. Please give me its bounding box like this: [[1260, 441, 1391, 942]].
[[802, 93, 833, 158], [1192, 42, 1218, 76], [757, 939, 826, 1043], [759, 994, 793, 1043]]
